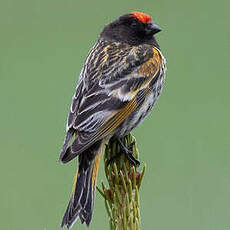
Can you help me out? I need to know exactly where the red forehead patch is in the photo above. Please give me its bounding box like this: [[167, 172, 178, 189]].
[[131, 11, 152, 24]]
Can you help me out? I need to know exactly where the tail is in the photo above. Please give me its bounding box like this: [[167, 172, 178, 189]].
[[61, 140, 103, 229]]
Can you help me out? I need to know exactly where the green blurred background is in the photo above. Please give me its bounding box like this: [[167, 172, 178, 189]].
[[0, 0, 229, 229]]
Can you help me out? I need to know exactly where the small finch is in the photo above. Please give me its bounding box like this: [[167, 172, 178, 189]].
[[60, 11, 166, 228]]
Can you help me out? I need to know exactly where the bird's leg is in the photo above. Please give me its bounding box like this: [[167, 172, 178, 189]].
[[117, 138, 140, 166]]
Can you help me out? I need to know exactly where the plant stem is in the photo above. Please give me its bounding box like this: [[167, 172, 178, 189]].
[[97, 134, 146, 230]]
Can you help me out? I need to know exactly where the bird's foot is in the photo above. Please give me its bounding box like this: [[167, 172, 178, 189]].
[[117, 138, 140, 166]]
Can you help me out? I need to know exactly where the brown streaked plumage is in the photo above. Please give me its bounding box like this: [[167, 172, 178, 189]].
[[60, 11, 166, 229]]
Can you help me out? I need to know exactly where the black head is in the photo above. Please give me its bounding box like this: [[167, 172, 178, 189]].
[[100, 11, 162, 46]]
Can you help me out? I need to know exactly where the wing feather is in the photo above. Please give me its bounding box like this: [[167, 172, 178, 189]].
[[69, 87, 151, 158]]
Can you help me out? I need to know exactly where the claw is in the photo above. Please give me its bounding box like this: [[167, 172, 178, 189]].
[[118, 138, 140, 166]]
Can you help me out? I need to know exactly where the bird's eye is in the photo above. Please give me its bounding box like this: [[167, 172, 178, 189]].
[[130, 21, 137, 28]]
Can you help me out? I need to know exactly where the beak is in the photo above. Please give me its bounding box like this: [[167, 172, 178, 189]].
[[146, 22, 162, 35]]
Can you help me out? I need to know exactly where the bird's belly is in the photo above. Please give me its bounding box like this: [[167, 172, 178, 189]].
[[115, 88, 161, 137]]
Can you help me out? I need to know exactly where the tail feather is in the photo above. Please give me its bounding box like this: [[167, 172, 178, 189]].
[[61, 140, 103, 229], [59, 129, 75, 163]]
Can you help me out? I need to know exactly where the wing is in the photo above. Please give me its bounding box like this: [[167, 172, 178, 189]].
[[60, 39, 164, 163]]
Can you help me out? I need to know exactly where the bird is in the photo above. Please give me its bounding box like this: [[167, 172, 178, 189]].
[[59, 11, 166, 229]]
